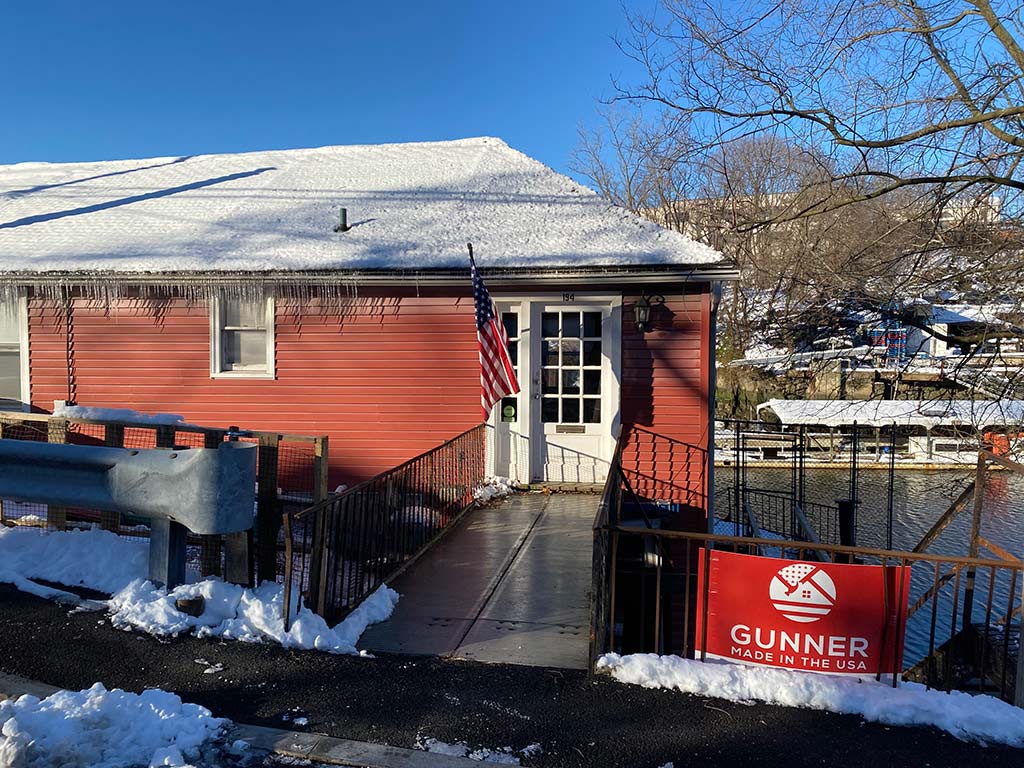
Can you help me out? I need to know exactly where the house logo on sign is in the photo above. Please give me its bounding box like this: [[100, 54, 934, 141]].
[[768, 563, 837, 623]]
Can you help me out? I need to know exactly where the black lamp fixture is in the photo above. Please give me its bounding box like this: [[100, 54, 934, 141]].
[[634, 294, 664, 333]]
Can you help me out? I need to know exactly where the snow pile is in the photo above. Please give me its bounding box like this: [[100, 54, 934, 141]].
[[0, 527, 397, 656], [0, 683, 224, 768], [416, 737, 523, 764], [108, 578, 399, 655], [597, 653, 1024, 747], [474, 476, 517, 504], [52, 404, 189, 426], [0, 527, 147, 599]]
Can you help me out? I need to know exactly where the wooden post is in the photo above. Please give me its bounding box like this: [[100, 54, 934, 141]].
[[199, 430, 226, 577], [256, 433, 281, 584], [100, 424, 125, 532], [962, 453, 987, 628], [307, 436, 329, 605], [46, 417, 68, 530]]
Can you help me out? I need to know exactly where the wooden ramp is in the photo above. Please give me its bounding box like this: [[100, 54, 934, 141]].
[[359, 493, 597, 670]]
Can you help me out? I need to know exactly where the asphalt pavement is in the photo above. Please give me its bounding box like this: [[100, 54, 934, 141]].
[[0, 584, 1018, 767]]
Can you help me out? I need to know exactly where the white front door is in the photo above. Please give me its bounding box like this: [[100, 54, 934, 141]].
[[489, 296, 620, 485], [530, 300, 619, 483]]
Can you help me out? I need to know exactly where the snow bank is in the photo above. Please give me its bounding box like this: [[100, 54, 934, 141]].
[[53, 404, 189, 426], [0, 683, 224, 768], [0, 527, 396, 656], [109, 579, 400, 655], [474, 476, 517, 504], [597, 653, 1024, 748], [0, 527, 147, 597]]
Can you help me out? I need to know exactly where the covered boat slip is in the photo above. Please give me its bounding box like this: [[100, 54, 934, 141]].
[[359, 492, 596, 669]]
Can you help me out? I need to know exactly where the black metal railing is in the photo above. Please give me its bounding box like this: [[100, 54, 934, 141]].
[[282, 424, 486, 627]]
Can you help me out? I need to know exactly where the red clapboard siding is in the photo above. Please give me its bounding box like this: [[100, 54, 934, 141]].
[[620, 289, 710, 517], [29, 295, 481, 486]]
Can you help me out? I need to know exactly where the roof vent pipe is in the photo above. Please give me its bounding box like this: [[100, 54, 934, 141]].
[[334, 207, 350, 233]]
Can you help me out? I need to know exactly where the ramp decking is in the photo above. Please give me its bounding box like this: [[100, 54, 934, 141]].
[[359, 493, 597, 669]]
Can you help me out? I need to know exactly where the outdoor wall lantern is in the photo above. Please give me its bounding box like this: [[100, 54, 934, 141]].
[[634, 294, 664, 333]]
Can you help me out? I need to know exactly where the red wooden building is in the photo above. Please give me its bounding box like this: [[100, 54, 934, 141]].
[[0, 138, 734, 515]]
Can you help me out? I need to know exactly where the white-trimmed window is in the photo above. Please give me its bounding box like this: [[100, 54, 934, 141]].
[[211, 296, 275, 378], [0, 294, 29, 410]]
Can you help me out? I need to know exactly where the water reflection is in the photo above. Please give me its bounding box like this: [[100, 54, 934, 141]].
[[715, 468, 1023, 665]]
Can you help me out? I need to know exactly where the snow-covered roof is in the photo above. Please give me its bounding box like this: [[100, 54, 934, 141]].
[[0, 138, 724, 275], [756, 398, 1024, 429]]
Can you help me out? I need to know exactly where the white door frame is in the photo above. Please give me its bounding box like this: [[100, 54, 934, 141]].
[[489, 293, 621, 483]]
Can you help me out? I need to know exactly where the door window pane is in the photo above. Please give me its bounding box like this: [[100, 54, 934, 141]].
[[500, 396, 517, 423], [561, 398, 580, 424], [583, 398, 601, 424], [584, 370, 601, 395], [560, 339, 580, 366], [541, 397, 559, 423], [541, 312, 559, 338], [507, 340, 518, 367], [583, 312, 602, 338], [562, 312, 581, 338], [583, 340, 601, 366], [542, 340, 560, 367], [0, 350, 20, 401], [542, 370, 559, 394], [562, 370, 580, 395]]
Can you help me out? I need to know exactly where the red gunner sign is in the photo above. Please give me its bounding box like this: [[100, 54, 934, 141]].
[[695, 549, 909, 677]]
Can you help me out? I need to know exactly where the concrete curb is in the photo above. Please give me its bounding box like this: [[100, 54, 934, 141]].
[[0, 672, 482, 767]]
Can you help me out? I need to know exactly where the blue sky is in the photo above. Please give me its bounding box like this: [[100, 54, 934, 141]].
[[1, 1, 648, 178]]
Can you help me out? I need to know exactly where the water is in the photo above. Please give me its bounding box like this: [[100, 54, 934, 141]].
[[715, 467, 1024, 668]]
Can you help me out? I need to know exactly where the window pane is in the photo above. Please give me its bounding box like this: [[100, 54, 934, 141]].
[[561, 398, 580, 424], [541, 312, 559, 338], [562, 370, 580, 395], [541, 397, 559, 423], [507, 340, 518, 367], [560, 339, 580, 366], [583, 312, 602, 338], [583, 340, 601, 366], [0, 303, 19, 344], [562, 312, 581, 338], [0, 350, 20, 400], [223, 330, 267, 369], [224, 299, 265, 329], [541, 370, 559, 394], [584, 370, 601, 395], [502, 312, 518, 339], [542, 340, 560, 367], [583, 398, 601, 424]]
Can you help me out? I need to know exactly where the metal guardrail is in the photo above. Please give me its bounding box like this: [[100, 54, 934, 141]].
[[0, 411, 328, 585], [282, 424, 486, 628]]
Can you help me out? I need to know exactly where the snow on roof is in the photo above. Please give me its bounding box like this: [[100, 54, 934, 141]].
[[756, 398, 1024, 428], [0, 138, 723, 275]]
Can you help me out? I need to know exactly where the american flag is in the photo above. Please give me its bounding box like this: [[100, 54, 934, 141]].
[[470, 246, 520, 420]]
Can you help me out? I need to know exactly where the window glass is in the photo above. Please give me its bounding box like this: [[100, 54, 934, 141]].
[[217, 297, 271, 374], [561, 398, 580, 424], [583, 312, 602, 338], [224, 299, 265, 329], [223, 329, 267, 370], [0, 305, 19, 344], [583, 398, 601, 424], [0, 350, 20, 401]]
